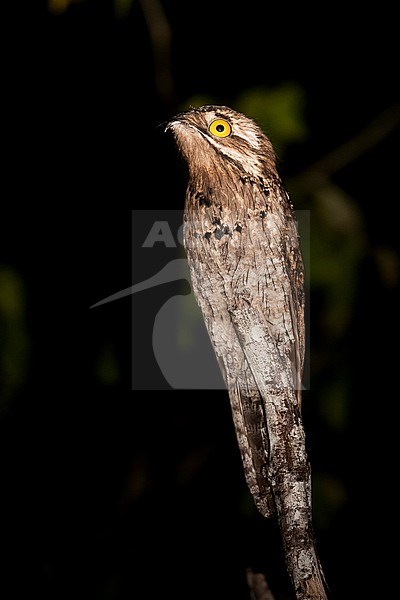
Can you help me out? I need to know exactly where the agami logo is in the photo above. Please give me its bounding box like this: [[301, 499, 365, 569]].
[[91, 210, 224, 390]]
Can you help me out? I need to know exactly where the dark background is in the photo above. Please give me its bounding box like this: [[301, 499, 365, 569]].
[[1, 1, 399, 598]]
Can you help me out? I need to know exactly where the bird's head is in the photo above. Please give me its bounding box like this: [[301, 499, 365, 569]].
[[166, 105, 277, 182]]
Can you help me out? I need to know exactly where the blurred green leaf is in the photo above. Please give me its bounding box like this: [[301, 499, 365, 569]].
[[313, 472, 347, 531], [96, 343, 120, 385], [114, 0, 133, 19], [310, 183, 366, 337], [319, 377, 349, 432], [0, 267, 29, 412], [48, 0, 70, 14], [235, 83, 308, 155]]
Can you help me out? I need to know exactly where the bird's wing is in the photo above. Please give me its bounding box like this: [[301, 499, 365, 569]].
[[227, 364, 275, 518], [223, 186, 305, 519], [241, 184, 305, 405], [184, 182, 304, 516], [228, 294, 297, 402]]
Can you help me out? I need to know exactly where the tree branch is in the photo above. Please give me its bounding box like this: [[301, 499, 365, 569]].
[[231, 298, 327, 600], [293, 103, 400, 192]]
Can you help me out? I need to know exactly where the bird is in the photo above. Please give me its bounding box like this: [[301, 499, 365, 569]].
[[167, 105, 327, 599]]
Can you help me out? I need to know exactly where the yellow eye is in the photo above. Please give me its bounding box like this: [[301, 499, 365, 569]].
[[209, 119, 231, 138]]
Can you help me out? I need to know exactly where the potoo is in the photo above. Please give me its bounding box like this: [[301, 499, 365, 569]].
[[167, 106, 327, 599]]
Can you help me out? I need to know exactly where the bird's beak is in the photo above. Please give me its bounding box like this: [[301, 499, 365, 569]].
[[165, 117, 202, 140], [165, 120, 177, 132], [165, 118, 184, 133]]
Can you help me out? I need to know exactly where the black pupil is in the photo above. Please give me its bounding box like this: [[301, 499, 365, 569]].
[[216, 124, 225, 132]]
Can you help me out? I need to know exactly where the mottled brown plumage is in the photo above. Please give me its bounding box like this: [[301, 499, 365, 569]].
[[167, 105, 326, 599]]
